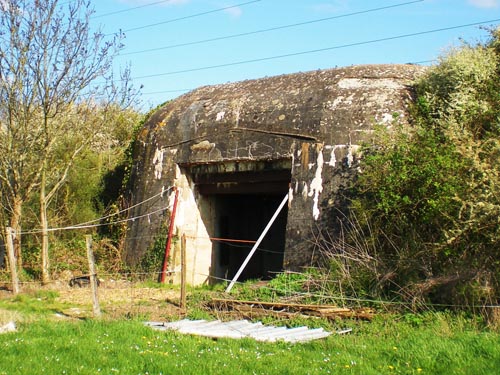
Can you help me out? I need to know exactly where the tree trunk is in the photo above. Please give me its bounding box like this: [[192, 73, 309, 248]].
[[5, 227, 20, 295], [10, 196, 23, 270], [41, 169, 50, 284]]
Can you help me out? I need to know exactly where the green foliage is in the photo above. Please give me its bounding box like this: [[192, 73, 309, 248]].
[[347, 27, 500, 307], [64, 150, 106, 224], [136, 233, 171, 281], [415, 40, 500, 137], [268, 271, 313, 295], [226, 271, 319, 303], [357, 124, 465, 230]]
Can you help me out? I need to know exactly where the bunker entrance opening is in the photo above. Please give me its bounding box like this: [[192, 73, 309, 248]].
[[188, 159, 291, 283]]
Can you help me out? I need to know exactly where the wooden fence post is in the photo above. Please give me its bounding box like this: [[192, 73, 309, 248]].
[[85, 235, 101, 318], [161, 187, 179, 283], [180, 233, 187, 312], [5, 227, 19, 295]]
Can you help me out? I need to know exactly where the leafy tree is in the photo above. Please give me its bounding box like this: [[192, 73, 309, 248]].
[[0, 0, 136, 283], [348, 27, 500, 306]]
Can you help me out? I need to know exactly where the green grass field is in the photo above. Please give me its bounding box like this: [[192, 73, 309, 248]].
[[1, 316, 499, 375], [1, 291, 500, 375]]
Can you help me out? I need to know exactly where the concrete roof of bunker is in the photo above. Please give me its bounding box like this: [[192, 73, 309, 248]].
[[143, 64, 427, 140]]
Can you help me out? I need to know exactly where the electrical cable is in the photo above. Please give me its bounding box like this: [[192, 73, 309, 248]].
[[105, 0, 261, 36], [70, 186, 173, 229], [120, 0, 423, 56], [21, 204, 169, 234], [142, 88, 191, 95], [130, 18, 500, 80], [19, 186, 174, 235], [93, 0, 184, 19]]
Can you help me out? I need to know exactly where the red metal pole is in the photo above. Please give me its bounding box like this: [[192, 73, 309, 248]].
[[160, 187, 179, 283]]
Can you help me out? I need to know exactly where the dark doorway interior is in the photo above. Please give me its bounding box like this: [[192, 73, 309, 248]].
[[215, 194, 288, 281]]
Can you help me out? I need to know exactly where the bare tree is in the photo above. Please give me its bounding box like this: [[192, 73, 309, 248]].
[[0, 0, 136, 283]]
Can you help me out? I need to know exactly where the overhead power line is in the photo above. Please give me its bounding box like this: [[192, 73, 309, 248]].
[[106, 0, 261, 36], [120, 0, 424, 56], [131, 18, 500, 81], [93, 0, 182, 19], [142, 88, 191, 95]]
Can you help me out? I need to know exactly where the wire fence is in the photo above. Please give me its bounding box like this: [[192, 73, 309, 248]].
[[1, 185, 499, 319], [2, 266, 499, 316]]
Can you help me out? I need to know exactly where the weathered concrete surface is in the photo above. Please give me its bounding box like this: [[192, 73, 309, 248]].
[[125, 64, 425, 282]]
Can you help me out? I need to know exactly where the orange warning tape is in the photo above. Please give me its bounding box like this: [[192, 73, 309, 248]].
[[185, 235, 256, 244], [210, 237, 257, 244]]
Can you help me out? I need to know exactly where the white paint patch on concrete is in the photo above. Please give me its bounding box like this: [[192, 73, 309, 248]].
[[152, 147, 164, 179], [338, 78, 404, 90], [302, 181, 308, 200], [216, 111, 225, 121], [347, 145, 361, 168], [308, 149, 324, 220], [347, 145, 354, 168], [168, 187, 178, 217], [326, 145, 341, 166], [329, 96, 344, 110]]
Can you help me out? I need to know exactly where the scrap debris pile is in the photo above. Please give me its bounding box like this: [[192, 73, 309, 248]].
[[208, 298, 374, 321]]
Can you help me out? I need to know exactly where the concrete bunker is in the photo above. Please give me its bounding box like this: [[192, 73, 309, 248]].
[[124, 64, 426, 285]]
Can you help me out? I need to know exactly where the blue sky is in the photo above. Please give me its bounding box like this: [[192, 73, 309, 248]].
[[89, 0, 500, 110]]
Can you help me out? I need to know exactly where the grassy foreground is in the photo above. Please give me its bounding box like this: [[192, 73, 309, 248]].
[[1, 317, 499, 375], [1, 298, 500, 375]]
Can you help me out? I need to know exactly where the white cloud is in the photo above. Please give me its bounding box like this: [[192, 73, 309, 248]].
[[311, 1, 349, 13], [223, 5, 242, 18], [467, 0, 499, 8]]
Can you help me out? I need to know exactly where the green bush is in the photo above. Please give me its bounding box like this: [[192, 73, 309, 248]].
[[344, 27, 500, 307]]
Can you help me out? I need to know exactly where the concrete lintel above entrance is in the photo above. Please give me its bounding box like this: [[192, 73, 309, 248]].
[[181, 158, 292, 176], [183, 158, 292, 195]]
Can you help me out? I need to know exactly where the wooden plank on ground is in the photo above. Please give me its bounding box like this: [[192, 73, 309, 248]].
[[209, 298, 374, 320]]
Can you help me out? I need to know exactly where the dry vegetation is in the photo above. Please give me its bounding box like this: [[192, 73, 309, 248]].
[[0, 279, 183, 322]]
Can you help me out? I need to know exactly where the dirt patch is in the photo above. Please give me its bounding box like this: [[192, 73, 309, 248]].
[[1, 279, 185, 322]]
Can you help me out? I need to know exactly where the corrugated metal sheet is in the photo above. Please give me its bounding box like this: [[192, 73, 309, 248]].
[[145, 319, 332, 343]]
